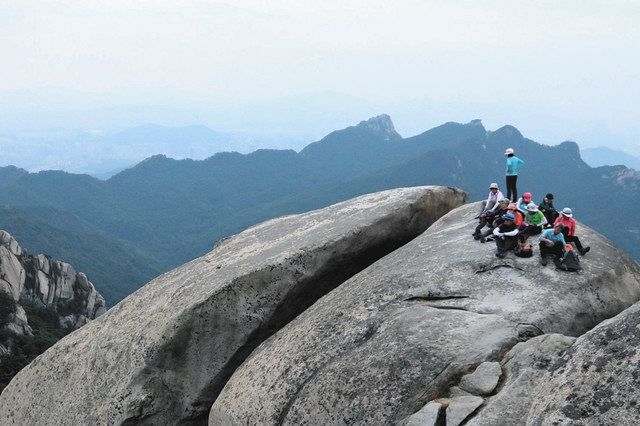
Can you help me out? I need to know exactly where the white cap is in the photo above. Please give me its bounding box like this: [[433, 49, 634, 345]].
[[527, 203, 539, 212], [489, 182, 499, 189], [504, 148, 514, 155], [561, 207, 573, 218]]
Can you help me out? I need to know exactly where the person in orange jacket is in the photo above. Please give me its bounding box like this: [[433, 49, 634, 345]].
[[554, 207, 591, 256]]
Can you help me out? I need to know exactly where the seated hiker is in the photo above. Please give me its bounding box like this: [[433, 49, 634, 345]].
[[516, 192, 533, 214], [539, 193, 558, 227], [493, 213, 520, 258], [480, 183, 504, 213], [507, 203, 524, 227], [539, 223, 567, 266], [476, 199, 510, 241], [519, 203, 547, 241], [554, 207, 591, 256]]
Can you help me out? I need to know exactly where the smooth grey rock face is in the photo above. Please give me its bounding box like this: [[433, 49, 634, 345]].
[[526, 302, 640, 425], [458, 362, 502, 395], [467, 334, 576, 426], [211, 203, 640, 425], [0, 186, 466, 425], [405, 401, 443, 426], [446, 396, 484, 426]]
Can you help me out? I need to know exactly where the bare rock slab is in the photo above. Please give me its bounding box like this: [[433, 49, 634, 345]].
[[458, 361, 502, 395], [0, 186, 465, 425], [405, 401, 443, 426], [446, 396, 484, 426], [211, 202, 640, 425]]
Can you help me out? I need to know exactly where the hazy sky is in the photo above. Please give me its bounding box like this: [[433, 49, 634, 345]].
[[1, 0, 639, 151]]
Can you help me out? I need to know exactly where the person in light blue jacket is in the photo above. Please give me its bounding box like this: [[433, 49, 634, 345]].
[[504, 148, 525, 201]]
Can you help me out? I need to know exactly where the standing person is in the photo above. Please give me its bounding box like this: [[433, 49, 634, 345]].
[[493, 213, 520, 258], [519, 203, 547, 241], [539, 223, 567, 266], [554, 207, 591, 255], [539, 193, 558, 227], [504, 148, 525, 201]]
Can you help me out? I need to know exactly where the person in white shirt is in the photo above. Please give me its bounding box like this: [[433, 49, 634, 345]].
[[480, 183, 504, 213]]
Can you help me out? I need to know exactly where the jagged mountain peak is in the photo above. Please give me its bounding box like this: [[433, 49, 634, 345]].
[[356, 114, 401, 140]]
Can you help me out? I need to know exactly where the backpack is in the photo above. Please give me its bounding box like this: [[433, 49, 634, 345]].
[[558, 249, 581, 272], [514, 242, 533, 258]]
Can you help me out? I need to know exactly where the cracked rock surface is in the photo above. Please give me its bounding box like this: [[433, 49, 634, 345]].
[[211, 203, 640, 425], [0, 186, 465, 426]]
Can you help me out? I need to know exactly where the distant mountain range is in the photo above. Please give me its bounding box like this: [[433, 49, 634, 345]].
[[0, 124, 307, 178], [0, 115, 638, 305], [581, 146, 640, 170]]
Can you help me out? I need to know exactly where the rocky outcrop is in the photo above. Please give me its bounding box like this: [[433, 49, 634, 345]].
[[469, 301, 640, 425], [211, 202, 640, 425], [0, 186, 466, 425], [0, 230, 106, 354], [356, 114, 402, 140]]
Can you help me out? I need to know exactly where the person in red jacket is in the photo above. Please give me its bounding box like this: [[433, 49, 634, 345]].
[[554, 207, 591, 256]]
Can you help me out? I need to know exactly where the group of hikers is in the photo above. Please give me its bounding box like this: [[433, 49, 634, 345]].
[[472, 148, 590, 271]]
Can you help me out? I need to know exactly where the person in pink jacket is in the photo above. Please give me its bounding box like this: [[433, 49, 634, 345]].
[[554, 207, 591, 256]]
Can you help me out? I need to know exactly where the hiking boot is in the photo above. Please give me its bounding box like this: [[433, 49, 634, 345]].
[[541, 257, 548, 266], [474, 234, 481, 240], [580, 246, 591, 256], [496, 251, 506, 259], [480, 237, 486, 243]]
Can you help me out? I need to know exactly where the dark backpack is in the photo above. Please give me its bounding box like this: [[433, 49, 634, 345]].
[[559, 249, 581, 272], [514, 242, 533, 258]]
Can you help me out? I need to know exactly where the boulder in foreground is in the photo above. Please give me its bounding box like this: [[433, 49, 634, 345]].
[[0, 186, 466, 425]]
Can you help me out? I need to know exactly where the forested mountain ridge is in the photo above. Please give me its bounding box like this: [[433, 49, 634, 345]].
[[0, 116, 637, 304]]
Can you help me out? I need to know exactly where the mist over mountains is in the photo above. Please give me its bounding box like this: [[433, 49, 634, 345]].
[[0, 115, 638, 305]]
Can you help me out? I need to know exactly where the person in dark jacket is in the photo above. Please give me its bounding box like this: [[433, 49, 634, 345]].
[[539, 193, 558, 227], [493, 213, 520, 258]]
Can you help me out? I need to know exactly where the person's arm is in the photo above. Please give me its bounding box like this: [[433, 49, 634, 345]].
[[518, 158, 525, 168], [570, 219, 576, 236], [493, 227, 503, 237], [540, 214, 548, 227], [502, 228, 519, 237], [559, 233, 567, 246], [490, 191, 504, 211]]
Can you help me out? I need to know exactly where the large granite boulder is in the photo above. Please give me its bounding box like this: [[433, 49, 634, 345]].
[[211, 203, 640, 425], [0, 186, 466, 425]]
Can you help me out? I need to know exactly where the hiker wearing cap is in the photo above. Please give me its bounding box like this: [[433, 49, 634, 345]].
[[493, 213, 520, 258], [476, 198, 510, 241], [480, 183, 504, 213], [519, 202, 548, 242], [504, 148, 525, 201], [539, 223, 567, 266], [539, 193, 558, 227], [516, 192, 533, 214], [554, 207, 591, 256], [507, 203, 524, 227]]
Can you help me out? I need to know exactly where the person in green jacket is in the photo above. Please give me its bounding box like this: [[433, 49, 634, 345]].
[[504, 148, 525, 201], [519, 202, 547, 242]]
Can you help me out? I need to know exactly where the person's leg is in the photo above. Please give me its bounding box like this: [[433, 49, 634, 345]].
[[479, 200, 487, 214], [539, 241, 550, 264], [565, 235, 583, 251], [495, 237, 505, 255], [504, 237, 518, 252], [512, 175, 518, 201], [474, 216, 488, 236]]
